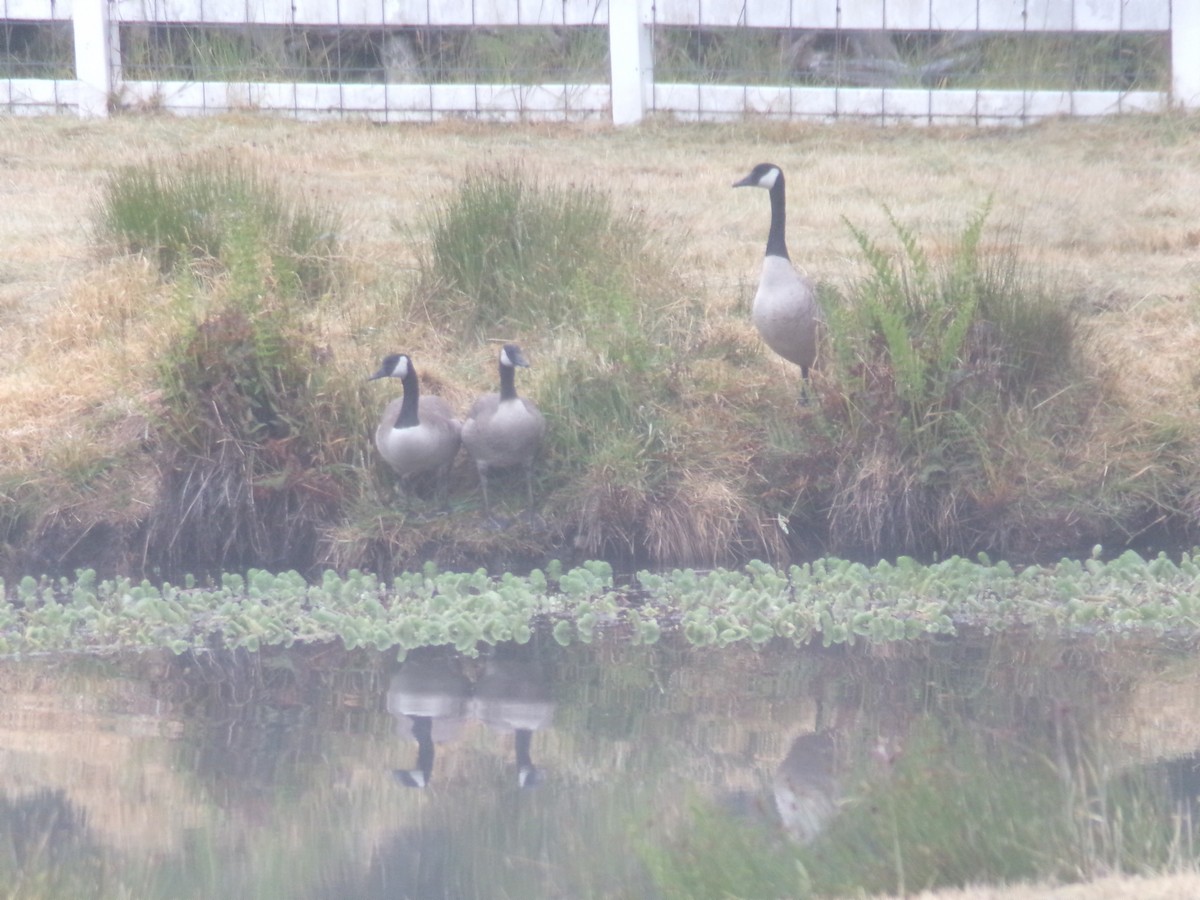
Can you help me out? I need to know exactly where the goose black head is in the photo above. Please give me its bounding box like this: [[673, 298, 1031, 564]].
[[499, 343, 531, 369], [369, 353, 412, 381], [733, 163, 783, 190]]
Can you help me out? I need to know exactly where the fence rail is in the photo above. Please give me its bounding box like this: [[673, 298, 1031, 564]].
[[3, 0, 1198, 124]]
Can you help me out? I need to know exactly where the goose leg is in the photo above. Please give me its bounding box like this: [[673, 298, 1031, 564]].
[[387, 476, 411, 506], [478, 466, 491, 517], [522, 461, 541, 526], [478, 465, 506, 529], [523, 460, 547, 532], [434, 465, 451, 512]]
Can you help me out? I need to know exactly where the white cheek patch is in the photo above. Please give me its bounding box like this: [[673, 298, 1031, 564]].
[[499, 347, 512, 367], [759, 168, 779, 189], [396, 357, 410, 379]]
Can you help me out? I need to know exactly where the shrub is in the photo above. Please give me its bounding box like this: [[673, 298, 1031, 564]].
[[818, 205, 1086, 558]]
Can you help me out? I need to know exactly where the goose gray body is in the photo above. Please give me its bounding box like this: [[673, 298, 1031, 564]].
[[734, 162, 821, 399], [374, 395, 460, 478], [369, 353, 462, 504], [462, 344, 545, 520]]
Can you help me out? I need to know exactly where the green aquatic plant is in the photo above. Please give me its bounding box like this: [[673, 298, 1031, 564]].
[[1, 549, 1200, 657]]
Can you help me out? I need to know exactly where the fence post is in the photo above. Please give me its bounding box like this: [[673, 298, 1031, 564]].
[[609, 0, 652, 125], [73, 0, 113, 117], [1175, 0, 1200, 108]]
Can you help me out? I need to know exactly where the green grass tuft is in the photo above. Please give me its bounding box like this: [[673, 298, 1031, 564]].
[[93, 155, 340, 300], [414, 165, 657, 341]]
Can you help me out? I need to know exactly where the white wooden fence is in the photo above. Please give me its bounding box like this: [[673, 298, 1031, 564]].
[[3, 0, 1198, 124]]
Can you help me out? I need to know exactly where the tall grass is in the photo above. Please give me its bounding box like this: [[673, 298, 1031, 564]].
[[116, 24, 609, 85], [145, 299, 351, 579], [119, 25, 297, 83], [967, 33, 1169, 92], [414, 165, 653, 340], [440, 26, 608, 83], [93, 156, 340, 300], [654, 26, 791, 86], [651, 28, 1168, 91], [91, 158, 356, 579], [0, 22, 74, 79]]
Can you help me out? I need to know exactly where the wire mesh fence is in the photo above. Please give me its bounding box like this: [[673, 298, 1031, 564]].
[[0, 0, 1191, 123], [651, 28, 1169, 92], [115, 25, 611, 86], [2, 21, 73, 79]]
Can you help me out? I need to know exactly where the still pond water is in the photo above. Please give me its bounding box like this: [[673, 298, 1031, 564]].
[[2, 630, 1200, 898]]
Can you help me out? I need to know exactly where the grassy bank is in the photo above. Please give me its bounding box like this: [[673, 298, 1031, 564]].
[[1, 114, 1199, 580]]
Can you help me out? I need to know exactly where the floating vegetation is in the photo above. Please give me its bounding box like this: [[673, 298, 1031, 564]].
[[1, 549, 1199, 657]]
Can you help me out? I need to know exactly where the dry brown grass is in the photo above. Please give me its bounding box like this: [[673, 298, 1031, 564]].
[[2, 112, 1199, 571], [2, 115, 1194, 417]]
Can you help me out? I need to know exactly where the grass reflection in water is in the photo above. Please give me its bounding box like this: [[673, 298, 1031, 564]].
[[0, 630, 1197, 897]]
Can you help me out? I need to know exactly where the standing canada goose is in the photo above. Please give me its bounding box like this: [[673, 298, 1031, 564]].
[[733, 162, 821, 402], [369, 353, 462, 507], [461, 343, 545, 524]]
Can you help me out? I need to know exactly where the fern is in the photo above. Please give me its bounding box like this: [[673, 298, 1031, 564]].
[[821, 201, 1083, 556]]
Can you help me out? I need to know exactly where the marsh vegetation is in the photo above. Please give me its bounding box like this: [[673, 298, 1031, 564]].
[[1, 115, 1199, 580], [1, 112, 1199, 900]]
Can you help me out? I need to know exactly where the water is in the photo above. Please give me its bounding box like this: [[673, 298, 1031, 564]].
[[1, 631, 1198, 898]]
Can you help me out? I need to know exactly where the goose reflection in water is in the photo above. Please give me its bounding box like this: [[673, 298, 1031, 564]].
[[773, 731, 840, 844], [773, 724, 903, 843], [387, 643, 555, 790], [386, 653, 471, 789]]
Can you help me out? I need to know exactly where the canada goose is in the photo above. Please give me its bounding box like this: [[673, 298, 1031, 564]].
[[461, 343, 546, 523], [733, 162, 822, 402], [368, 353, 462, 507]]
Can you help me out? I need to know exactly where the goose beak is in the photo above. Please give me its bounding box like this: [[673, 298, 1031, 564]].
[[732, 173, 755, 188]]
